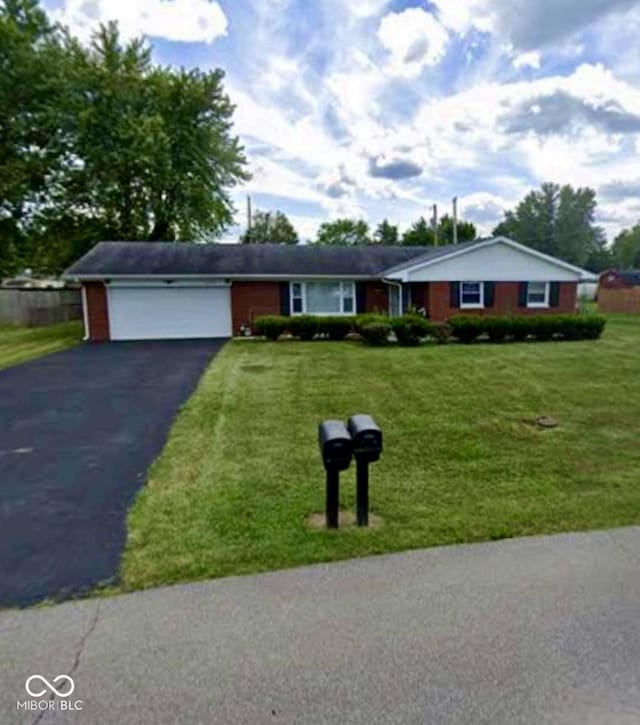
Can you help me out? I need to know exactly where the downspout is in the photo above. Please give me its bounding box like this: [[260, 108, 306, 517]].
[[80, 283, 90, 341], [383, 278, 403, 316]]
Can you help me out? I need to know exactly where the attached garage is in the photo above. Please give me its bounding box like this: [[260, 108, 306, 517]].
[[107, 283, 231, 341]]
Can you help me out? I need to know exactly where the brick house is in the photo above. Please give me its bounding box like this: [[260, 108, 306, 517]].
[[64, 236, 593, 342], [598, 269, 640, 314]]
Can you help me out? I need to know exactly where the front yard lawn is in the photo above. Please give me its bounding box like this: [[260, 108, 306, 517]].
[[0, 321, 83, 370], [122, 314, 640, 592]]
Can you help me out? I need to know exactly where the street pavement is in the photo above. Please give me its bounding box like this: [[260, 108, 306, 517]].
[[2, 527, 640, 724]]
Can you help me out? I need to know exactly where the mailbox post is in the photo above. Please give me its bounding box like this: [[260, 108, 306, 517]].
[[347, 414, 382, 527], [318, 420, 353, 529]]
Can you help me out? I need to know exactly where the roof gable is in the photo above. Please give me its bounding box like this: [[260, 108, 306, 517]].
[[383, 237, 594, 282]]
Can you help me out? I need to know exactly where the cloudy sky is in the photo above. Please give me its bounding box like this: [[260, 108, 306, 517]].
[[44, 0, 640, 242]]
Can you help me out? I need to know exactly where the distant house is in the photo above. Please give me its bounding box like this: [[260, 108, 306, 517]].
[[63, 236, 594, 342], [598, 269, 640, 314]]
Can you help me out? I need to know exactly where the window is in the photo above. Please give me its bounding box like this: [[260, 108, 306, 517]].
[[527, 281, 549, 308], [460, 282, 484, 309], [290, 281, 356, 315], [291, 283, 303, 313]]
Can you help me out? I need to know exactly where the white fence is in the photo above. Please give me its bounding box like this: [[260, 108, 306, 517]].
[[0, 288, 82, 326]]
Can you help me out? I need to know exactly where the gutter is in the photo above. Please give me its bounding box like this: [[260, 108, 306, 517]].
[[80, 284, 89, 341], [383, 278, 403, 316]]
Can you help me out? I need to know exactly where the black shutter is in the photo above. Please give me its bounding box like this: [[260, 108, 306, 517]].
[[279, 282, 290, 316], [402, 285, 411, 312], [356, 282, 367, 314], [518, 282, 528, 308], [484, 282, 495, 308], [450, 282, 460, 308], [549, 282, 560, 307]]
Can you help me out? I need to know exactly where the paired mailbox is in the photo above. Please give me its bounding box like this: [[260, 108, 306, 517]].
[[318, 414, 383, 529], [318, 420, 353, 472], [347, 415, 382, 463]]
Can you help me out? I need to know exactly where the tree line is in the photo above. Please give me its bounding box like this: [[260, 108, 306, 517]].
[[1, 0, 248, 276], [244, 184, 640, 273], [240, 212, 477, 247]]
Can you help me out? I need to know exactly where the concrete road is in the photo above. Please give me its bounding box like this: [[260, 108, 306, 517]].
[[0, 339, 226, 607], [2, 527, 640, 724]]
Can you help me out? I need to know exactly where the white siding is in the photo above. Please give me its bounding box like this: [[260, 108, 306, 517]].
[[399, 240, 584, 283]]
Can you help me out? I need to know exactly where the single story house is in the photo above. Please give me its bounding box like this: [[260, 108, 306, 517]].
[[598, 269, 640, 314], [63, 236, 594, 342]]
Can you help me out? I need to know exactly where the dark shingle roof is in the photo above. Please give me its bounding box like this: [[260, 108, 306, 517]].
[[64, 240, 482, 278], [619, 270, 640, 285]]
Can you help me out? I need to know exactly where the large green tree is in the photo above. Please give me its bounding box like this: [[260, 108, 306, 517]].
[[0, 0, 69, 274], [315, 218, 371, 245], [240, 210, 299, 244], [611, 223, 640, 268], [61, 24, 249, 244], [0, 6, 249, 275], [493, 183, 605, 267], [401, 217, 435, 246], [373, 219, 399, 245], [437, 214, 477, 245]]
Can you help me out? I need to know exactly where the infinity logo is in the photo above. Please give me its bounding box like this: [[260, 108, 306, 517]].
[[25, 675, 75, 698]]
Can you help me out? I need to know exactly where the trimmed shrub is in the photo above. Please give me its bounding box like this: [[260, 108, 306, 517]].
[[288, 315, 318, 341], [484, 316, 511, 343], [354, 313, 389, 334], [446, 313, 606, 344], [528, 315, 559, 341], [253, 315, 288, 341], [390, 314, 431, 347], [317, 316, 355, 341], [579, 315, 606, 340], [509, 316, 530, 342], [564, 315, 606, 340], [360, 322, 391, 346], [430, 321, 452, 344], [448, 316, 485, 344]]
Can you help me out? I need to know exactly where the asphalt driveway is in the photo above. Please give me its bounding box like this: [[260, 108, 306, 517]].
[[0, 339, 226, 608]]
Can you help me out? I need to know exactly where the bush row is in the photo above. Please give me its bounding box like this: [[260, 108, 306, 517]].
[[252, 313, 606, 345], [252, 313, 448, 346], [252, 315, 355, 341], [448, 315, 606, 344]]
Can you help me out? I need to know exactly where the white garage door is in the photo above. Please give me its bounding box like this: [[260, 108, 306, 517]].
[[108, 285, 231, 340]]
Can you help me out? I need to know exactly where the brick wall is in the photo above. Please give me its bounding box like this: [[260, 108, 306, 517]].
[[408, 283, 428, 310], [598, 286, 640, 314], [428, 281, 577, 322], [84, 282, 110, 341], [364, 281, 388, 313], [231, 281, 281, 334]]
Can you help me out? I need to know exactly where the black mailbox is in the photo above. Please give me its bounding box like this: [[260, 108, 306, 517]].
[[318, 420, 353, 472], [347, 414, 382, 463]]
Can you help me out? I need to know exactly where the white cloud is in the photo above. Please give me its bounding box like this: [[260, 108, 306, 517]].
[[481, 0, 640, 51], [513, 51, 541, 70], [377, 7, 449, 77], [53, 0, 228, 44]]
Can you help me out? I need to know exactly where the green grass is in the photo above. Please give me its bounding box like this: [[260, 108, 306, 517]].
[[0, 321, 83, 370], [122, 314, 640, 592]]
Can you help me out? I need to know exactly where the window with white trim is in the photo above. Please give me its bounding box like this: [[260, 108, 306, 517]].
[[290, 281, 355, 315], [527, 281, 549, 308], [460, 281, 484, 309]]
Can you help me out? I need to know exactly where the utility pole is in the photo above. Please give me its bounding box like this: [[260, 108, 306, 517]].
[[247, 195, 253, 231], [432, 204, 438, 247], [452, 196, 458, 245]]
